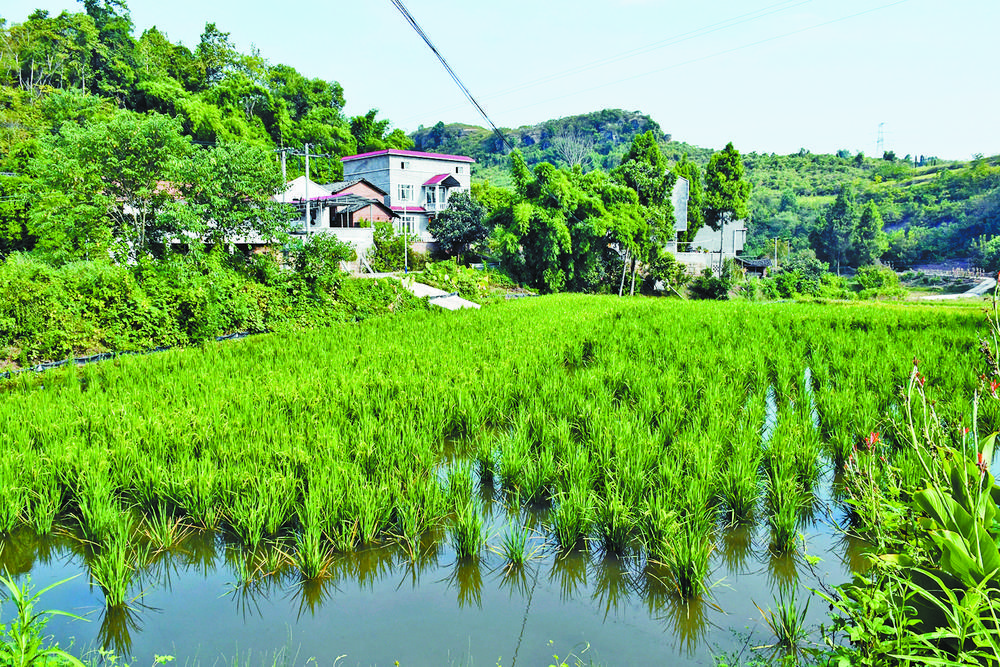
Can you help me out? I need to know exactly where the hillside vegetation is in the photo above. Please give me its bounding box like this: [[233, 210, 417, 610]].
[[423, 112, 1000, 269]]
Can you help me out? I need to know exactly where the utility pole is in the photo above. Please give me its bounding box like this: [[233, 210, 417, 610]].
[[304, 143, 310, 237], [280, 150, 287, 204]]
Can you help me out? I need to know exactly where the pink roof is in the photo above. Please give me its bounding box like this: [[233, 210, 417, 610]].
[[423, 173, 451, 186], [391, 206, 428, 213], [342, 149, 475, 164]]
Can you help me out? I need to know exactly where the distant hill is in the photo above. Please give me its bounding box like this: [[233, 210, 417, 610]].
[[410, 108, 713, 185]]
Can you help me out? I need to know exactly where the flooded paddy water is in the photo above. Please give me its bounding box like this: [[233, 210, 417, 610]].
[[3, 484, 854, 666], [0, 296, 989, 665]]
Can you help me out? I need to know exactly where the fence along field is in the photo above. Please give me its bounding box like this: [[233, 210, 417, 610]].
[[0, 294, 992, 659]]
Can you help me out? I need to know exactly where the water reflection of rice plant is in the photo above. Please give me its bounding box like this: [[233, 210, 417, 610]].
[[660, 595, 717, 658], [717, 523, 756, 574], [98, 604, 144, 658], [591, 555, 639, 620], [550, 550, 589, 601], [442, 558, 483, 609], [752, 584, 812, 664]]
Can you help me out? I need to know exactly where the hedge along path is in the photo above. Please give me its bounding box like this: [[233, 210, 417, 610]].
[[0, 294, 990, 604]]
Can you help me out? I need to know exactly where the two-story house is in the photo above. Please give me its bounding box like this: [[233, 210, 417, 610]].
[[341, 149, 474, 252]]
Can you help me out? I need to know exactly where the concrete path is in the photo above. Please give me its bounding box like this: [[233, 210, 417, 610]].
[[400, 277, 481, 311], [921, 277, 997, 300]]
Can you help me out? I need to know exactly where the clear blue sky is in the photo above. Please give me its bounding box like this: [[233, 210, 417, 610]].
[[4, 0, 997, 160]]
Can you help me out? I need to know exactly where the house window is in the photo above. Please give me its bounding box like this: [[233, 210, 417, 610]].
[[455, 166, 464, 174], [399, 216, 416, 234], [425, 188, 437, 205], [398, 184, 413, 201], [400, 161, 411, 170]]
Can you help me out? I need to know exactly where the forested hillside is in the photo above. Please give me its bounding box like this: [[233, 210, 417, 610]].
[[0, 1, 415, 257], [744, 151, 1000, 267], [423, 112, 1000, 269]]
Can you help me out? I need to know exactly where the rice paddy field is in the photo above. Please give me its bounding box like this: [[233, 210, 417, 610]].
[[0, 294, 994, 665]]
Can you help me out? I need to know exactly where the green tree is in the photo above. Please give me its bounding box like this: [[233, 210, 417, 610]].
[[490, 150, 646, 293], [703, 142, 752, 270], [611, 130, 675, 294], [161, 142, 289, 248], [852, 201, 887, 266], [349, 109, 413, 153], [427, 191, 488, 263], [812, 185, 858, 274], [29, 109, 190, 262]]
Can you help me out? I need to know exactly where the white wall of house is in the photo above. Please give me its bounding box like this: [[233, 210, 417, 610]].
[[342, 151, 474, 244], [672, 177, 689, 235], [690, 218, 747, 256]]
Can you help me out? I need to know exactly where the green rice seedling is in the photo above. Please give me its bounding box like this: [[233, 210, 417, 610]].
[[0, 461, 27, 535], [449, 501, 483, 560], [227, 491, 267, 550], [594, 485, 635, 556], [551, 485, 594, 551], [141, 504, 191, 553], [393, 500, 425, 561], [90, 520, 144, 608], [473, 441, 496, 490], [27, 473, 62, 536], [445, 463, 475, 509], [753, 585, 811, 662], [639, 494, 674, 562], [521, 448, 556, 504], [658, 513, 713, 600], [717, 447, 759, 526], [291, 524, 334, 580], [175, 456, 221, 530], [76, 478, 122, 545], [493, 520, 540, 569], [766, 468, 801, 555], [354, 484, 393, 545]]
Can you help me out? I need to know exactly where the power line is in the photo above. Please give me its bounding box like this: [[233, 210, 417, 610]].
[[388, 0, 512, 153]]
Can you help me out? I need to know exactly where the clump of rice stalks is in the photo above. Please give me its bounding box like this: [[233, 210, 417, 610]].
[[520, 449, 556, 504], [449, 501, 483, 560], [753, 585, 811, 662], [90, 519, 147, 608], [717, 446, 760, 525], [27, 473, 62, 536], [141, 504, 192, 553], [76, 472, 120, 545], [176, 456, 221, 530], [445, 463, 475, 509], [291, 525, 334, 580], [0, 460, 27, 535], [766, 467, 802, 555], [657, 512, 714, 600], [493, 520, 541, 570], [594, 486, 635, 556], [552, 486, 594, 551]]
